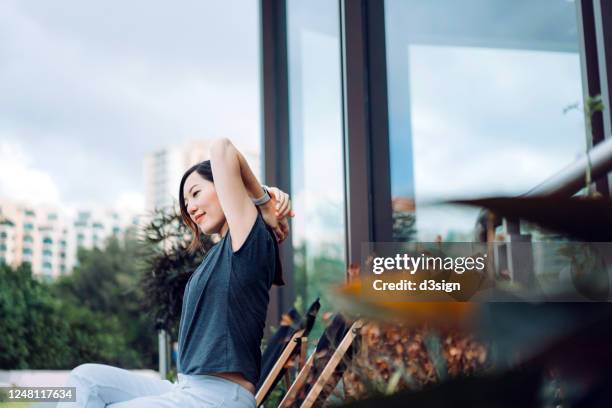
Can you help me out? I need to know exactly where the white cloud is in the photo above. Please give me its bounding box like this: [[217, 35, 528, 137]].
[[0, 139, 61, 205]]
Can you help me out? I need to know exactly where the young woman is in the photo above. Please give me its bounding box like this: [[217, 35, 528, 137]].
[[59, 138, 292, 407]]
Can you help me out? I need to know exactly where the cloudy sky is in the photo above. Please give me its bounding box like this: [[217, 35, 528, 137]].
[[0, 0, 261, 212]]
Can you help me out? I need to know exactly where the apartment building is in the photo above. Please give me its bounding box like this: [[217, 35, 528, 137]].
[[0, 199, 137, 280]]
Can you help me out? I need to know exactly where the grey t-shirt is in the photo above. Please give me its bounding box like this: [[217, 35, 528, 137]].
[[177, 213, 277, 385]]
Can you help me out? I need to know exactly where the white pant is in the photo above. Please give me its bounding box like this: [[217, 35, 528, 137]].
[[56, 364, 256, 408]]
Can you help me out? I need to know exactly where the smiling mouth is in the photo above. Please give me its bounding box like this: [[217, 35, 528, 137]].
[[195, 213, 206, 223]]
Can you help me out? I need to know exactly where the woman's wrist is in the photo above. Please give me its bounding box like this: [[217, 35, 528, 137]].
[[260, 198, 276, 211], [252, 185, 271, 206]]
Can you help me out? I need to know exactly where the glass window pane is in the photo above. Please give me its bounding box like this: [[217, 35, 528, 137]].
[[385, 0, 586, 241], [287, 0, 345, 322]]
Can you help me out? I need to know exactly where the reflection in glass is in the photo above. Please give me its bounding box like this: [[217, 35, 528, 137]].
[[385, 0, 586, 242], [287, 0, 345, 322]]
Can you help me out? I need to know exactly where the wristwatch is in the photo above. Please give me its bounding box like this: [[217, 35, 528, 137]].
[[253, 185, 271, 206]]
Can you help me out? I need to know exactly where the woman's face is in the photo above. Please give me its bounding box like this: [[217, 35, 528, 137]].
[[183, 171, 225, 235]]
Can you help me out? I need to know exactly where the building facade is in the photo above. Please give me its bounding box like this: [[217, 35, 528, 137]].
[[0, 199, 138, 280]]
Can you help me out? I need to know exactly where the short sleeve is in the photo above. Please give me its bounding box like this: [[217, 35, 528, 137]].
[[228, 213, 276, 287]]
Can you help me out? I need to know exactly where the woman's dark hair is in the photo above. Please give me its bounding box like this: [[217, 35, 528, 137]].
[[178, 160, 284, 286], [179, 160, 214, 253]]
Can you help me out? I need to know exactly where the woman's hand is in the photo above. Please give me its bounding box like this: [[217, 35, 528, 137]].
[[260, 186, 294, 243], [267, 186, 294, 219]]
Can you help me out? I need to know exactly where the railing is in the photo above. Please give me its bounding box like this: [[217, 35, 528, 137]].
[[492, 136, 612, 284], [524, 136, 612, 197]]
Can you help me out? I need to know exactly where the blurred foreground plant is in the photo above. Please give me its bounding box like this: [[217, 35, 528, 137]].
[[339, 323, 489, 403]]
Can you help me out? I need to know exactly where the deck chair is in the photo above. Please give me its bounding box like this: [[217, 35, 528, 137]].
[[256, 298, 321, 406], [278, 314, 364, 408]]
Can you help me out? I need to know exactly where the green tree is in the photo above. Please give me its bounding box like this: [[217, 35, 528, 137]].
[[0, 263, 131, 369], [393, 211, 417, 242], [52, 230, 157, 368]]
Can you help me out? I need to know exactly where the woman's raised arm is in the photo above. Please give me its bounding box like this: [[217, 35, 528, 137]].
[[209, 138, 287, 251]]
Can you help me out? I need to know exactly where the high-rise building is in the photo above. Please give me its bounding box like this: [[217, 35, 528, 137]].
[[144, 139, 260, 213], [144, 147, 186, 213]]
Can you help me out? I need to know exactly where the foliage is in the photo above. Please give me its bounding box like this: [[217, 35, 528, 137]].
[[50, 230, 157, 368], [392, 212, 417, 242], [263, 387, 285, 408], [341, 323, 489, 402], [293, 240, 345, 342], [0, 263, 132, 369], [53, 232, 144, 307]]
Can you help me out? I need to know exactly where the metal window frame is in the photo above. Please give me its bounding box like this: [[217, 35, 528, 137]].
[[260, 0, 395, 315], [260, 0, 295, 324], [593, 0, 612, 196], [578, 0, 609, 195], [340, 0, 393, 269]]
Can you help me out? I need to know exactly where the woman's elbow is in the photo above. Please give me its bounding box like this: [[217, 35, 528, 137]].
[[210, 138, 240, 172], [210, 138, 232, 157]]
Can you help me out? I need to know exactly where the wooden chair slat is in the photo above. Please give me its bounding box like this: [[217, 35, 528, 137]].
[[299, 320, 363, 408], [255, 328, 305, 406], [278, 349, 316, 408]]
